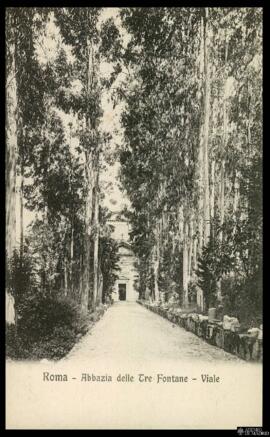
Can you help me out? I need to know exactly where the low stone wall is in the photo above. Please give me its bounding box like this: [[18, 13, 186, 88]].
[[137, 300, 262, 362]]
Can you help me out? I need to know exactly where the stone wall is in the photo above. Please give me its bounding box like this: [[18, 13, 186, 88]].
[[138, 300, 262, 362]]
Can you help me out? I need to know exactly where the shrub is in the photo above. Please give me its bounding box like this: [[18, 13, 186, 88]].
[[221, 275, 262, 330], [29, 327, 78, 360], [18, 293, 80, 342], [6, 247, 36, 307], [6, 294, 86, 360], [6, 323, 30, 359], [6, 323, 17, 359]]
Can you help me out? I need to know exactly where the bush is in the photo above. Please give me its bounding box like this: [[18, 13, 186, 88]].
[[6, 294, 88, 360], [6, 247, 36, 307], [18, 293, 81, 342], [6, 245, 110, 360], [6, 324, 18, 359], [6, 323, 30, 359], [6, 295, 110, 360], [221, 275, 262, 329], [29, 327, 78, 360]]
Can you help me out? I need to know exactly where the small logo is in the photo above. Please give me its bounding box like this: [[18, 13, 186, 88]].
[[237, 428, 269, 436]]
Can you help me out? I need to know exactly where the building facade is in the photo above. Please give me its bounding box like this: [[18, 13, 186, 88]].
[[108, 213, 139, 302], [112, 242, 139, 302]]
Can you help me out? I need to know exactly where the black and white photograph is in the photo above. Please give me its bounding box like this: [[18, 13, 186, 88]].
[[5, 6, 263, 430]]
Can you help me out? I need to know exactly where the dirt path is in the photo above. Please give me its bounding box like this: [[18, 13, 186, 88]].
[[64, 301, 242, 365]]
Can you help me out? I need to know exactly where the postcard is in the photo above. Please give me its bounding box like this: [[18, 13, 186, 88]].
[[5, 6, 263, 430]]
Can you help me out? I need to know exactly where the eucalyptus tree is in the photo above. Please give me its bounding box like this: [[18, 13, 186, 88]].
[[117, 7, 203, 304], [54, 8, 103, 312], [6, 8, 48, 259], [6, 8, 18, 259], [118, 7, 262, 313], [6, 7, 51, 326]]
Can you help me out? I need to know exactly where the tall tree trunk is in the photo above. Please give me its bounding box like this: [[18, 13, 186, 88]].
[[193, 234, 198, 271], [93, 157, 100, 308], [219, 30, 229, 241], [19, 158, 24, 259], [70, 222, 74, 294], [6, 11, 18, 260], [182, 217, 189, 307], [194, 9, 211, 309], [5, 11, 18, 327], [43, 204, 49, 294], [159, 181, 166, 260], [188, 216, 194, 280], [197, 14, 205, 254], [219, 164, 226, 242], [217, 32, 229, 300], [82, 155, 93, 313], [64, 252, 68, 296], [98, 268, 103, 304], [177, 205, 184, 295], [68, 123, 74, 295], [162, 210, 167, 247], [210, 159, 215, 222], [202, 7, 211, 246], [244, 80, 252, 266], [81, 22, 95, 314], [80, 251, 83, 302], [81, 10, 101, 314], [217, 152, 225, 303], [233, 170, 240, 222], [154, 221, 160, 302]]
